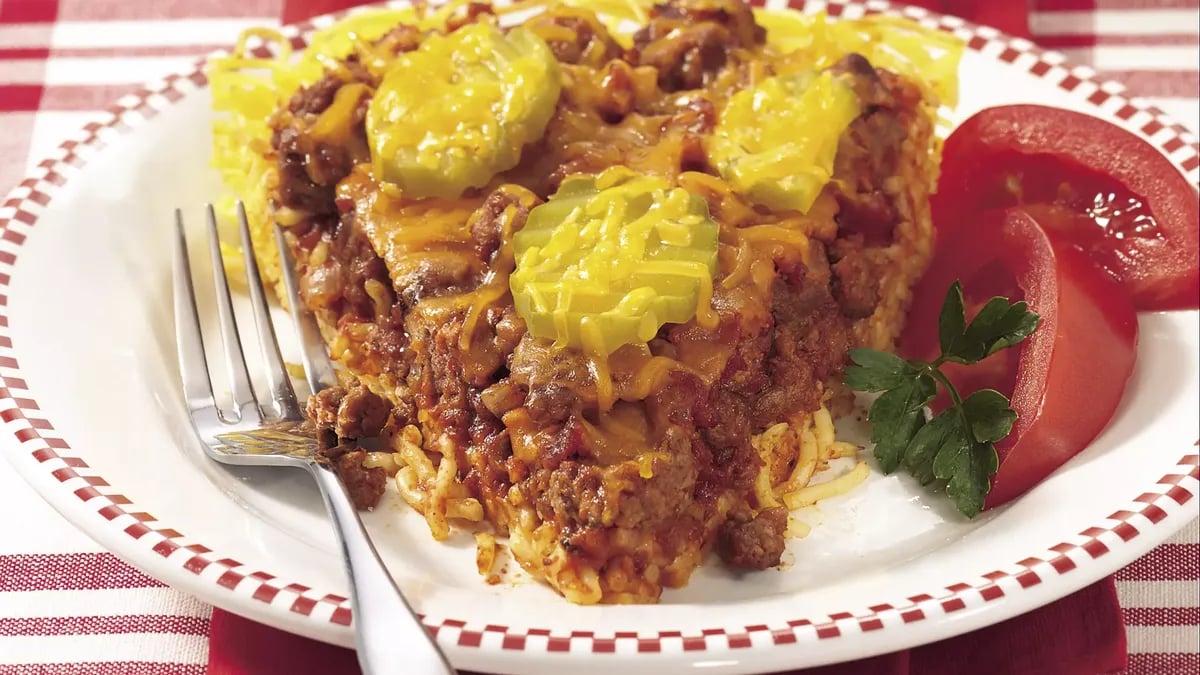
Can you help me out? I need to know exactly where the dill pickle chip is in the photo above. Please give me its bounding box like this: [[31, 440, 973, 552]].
[[708, 70, 861, 213], [511, 167, 720, 356], [366, 23, 562, 199]]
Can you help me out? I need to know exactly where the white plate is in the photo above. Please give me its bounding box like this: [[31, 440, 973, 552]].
[[1, 1, 1198, 673]]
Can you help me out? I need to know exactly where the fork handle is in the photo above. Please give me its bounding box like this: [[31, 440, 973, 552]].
[[308, 462, 457, 675]]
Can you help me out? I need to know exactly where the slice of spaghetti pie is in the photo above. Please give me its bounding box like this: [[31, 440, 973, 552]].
[[211, 0, 959, 604]]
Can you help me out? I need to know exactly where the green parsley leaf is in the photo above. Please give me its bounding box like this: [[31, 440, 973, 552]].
[[945, 294, 1041, 364], [843, 280, 1039, 519], [903, 407, 960, 486], [931, 427, 967, 480], [866, 373, 935, 473], [938, 282, 966, 355], [845, 348, 918, 392], [933, 435, 997, 518], [961, 389, 1017, 443]]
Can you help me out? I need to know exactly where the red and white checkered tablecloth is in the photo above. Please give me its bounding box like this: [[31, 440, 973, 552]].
[[0, 0, 1197, 672]]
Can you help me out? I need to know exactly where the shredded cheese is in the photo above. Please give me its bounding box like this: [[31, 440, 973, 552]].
[[510, 167, 720, 356]]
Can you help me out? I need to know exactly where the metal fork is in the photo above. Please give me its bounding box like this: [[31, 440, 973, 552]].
[[172, 203, 456, 675]]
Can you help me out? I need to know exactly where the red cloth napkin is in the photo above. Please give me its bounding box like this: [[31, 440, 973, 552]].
[[207, 578, 1127, 674], [219, 2, 1105, 673]]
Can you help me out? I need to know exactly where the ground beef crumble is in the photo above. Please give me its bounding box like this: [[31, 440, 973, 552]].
[[718, 506, 788, 569], [307, 383, 389, 509]]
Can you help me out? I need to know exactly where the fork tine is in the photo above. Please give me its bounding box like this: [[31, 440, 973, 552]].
[[237, 202, 302, 421], [173, 209, 219, 416], [205, 204, 261, 424], [275, 224, 339, 396]]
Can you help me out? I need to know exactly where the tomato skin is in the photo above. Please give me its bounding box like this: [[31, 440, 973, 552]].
[[902, 207, 1139, 509], [934, 104, 1200, 311]]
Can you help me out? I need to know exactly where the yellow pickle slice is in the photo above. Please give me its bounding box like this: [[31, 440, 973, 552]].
[[707, 69, 861, 213], [366, 22, 563, 198], [510, 167, 721, 356]]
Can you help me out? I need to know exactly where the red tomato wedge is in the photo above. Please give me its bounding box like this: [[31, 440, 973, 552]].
[[934, 104, 1200, 311], [902, 206, 1139, 508]]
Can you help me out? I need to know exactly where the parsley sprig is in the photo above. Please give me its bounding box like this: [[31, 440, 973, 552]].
[[845, 282, 1040, 517]]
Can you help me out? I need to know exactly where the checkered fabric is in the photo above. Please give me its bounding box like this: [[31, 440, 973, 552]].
[[0, 0, 1196, 672]]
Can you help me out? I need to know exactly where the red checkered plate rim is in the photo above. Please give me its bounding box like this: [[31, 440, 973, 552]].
[[0, 0, 1198, 671]]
